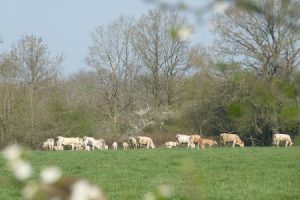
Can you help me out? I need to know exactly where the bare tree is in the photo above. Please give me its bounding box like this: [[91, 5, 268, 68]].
[[86, 16, 140, 133], [0, 54, 19, 144], [213, 0, 300, 78], [134, 9, 191, 107], [10, 35, 63, 137]]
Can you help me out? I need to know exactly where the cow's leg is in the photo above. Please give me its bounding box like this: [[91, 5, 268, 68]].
[[232, 141, 236, 147], [285, 141, 288, 147]]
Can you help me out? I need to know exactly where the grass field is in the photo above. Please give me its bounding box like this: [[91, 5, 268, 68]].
[[0, 147, 300, 200]]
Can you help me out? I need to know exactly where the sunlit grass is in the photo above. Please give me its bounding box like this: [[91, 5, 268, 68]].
[[1, 147, 299, 200]]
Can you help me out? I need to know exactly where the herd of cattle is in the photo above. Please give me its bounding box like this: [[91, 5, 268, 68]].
[[42, 133, 294, 151]]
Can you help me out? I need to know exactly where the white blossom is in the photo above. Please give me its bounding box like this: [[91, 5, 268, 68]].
[[40, 166, 62, 184], [22, 183, 38, 199], [12, 159, 32, 181], [177, 26, 193, 41], [143, 192, 156, 200], [70, 179, 104, 200], [213, 1, 230, 14], [2, 144, 22, 162], [157, 184, 173, 198]]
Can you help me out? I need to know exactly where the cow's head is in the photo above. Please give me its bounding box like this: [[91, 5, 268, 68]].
[[238, 141, 244, 148]]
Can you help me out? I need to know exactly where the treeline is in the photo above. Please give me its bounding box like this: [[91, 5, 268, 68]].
[[1, 1, 300, 148]]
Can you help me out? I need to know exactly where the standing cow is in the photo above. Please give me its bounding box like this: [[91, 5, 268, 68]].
[[272, 134, 293, 147]]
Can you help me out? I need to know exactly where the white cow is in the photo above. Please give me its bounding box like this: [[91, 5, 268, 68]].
[[123, 142, 129, 150], [137, 136, 155, 149], [176, 134, 190, 146], [165, 141, 179, 148], [95, 139, 105, 150], [57, 136, 81, 151], [42, 138, 55, 151], [128, 137, 137, 149], [272, 134, 293, 147], [112, 142, 118, 150], [83, 136, 97, 150]]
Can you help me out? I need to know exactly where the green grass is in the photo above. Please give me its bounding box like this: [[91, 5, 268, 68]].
[[1, 147, 300, 200]]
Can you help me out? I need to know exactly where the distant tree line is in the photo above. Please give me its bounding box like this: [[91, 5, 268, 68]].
[[0, 0, 300, 148]]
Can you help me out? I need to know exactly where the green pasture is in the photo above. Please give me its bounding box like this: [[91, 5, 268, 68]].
[[0, 147, 299, 200]]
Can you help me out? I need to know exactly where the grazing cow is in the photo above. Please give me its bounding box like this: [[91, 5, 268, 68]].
[[165, 141, 179, 148], [220, 133, 244, 148], [123, 142, 129, 150], [128, 137, 137, 149], [137, 136, 155, 149], [196, 138, 218, 149], [272, 134, 293, 147], [176, 134, 190, 146], [57, 136, 81, 151], [188, 135, 201, 149], [42, 138, 55, 151], [83, 136, 97, 150], [95, 139, 105, 150], [112, 142, 118, 150]]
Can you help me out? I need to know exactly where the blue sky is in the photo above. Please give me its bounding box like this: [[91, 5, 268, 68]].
[[0, 0, 215, 76]]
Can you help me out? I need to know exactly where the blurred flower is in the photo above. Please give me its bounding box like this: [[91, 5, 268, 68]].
[[144, 192, 156, 200], [70, 179, 105, 200], [2, 144, 22, 162], [157, 184, 173, 198], [22, 183, 38, 200], [176, 26, 193, 41], [40, 167, 62, 184], [12, 159, 32, 181], [213, 1, 230, 14]]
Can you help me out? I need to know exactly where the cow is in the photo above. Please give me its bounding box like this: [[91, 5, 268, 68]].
[[196, 138, 218, 149], [188, 135, 201, 149], [42, 138, 55, 151], [57, 136, 81, 151], [137, 136, 155, 149], [53, 145, 64, 151], [123, 142, 129, 150], [176, 134, 190, 146], [95, 139, 105, 150], [220, 133, 244, 148], [128, 137, 137, 149], [165, 141, 179, 148], [112, 142, 118, 150], [83, 136, 97, 150], [272, 134, 293, 147]]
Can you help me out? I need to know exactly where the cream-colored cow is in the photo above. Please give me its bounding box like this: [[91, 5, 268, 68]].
[[220, 133, 244, 148], [196, 138, 218, 149], [272, 134, 293, 147], [188, 135, 201, 149], [57, 136, 81, 151], [137, 136, 155, 149], [128, 137, 137, 149], [112, 142, 118, 150], [165, 141, 179, 148], [123, 142, 129, 150]]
